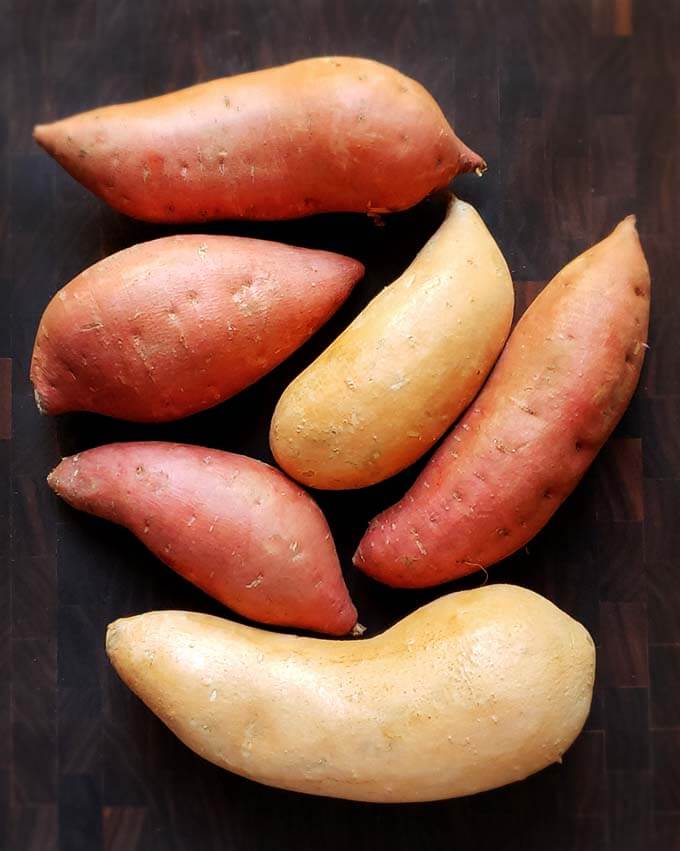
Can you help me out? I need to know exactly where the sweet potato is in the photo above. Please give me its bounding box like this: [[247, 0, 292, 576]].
[[106, 585, 595, 802], [270, 195, 514, 489], [48, 442, 357, 635], [31, 234, 363, 422], [32, 57, 485, 223], [354, 216, 650, 587]]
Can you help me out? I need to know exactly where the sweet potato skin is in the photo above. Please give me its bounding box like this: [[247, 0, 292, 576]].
[[354, 217, 650, 587], [30, 234, 363, 422], [32, 57, 484, 223], [270, 196, 514, 489], [48, 443, 357, 635]]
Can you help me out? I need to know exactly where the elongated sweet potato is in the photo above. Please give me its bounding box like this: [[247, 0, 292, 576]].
[[270, 195, 513, 489], [354, 216, 650, 587], [48, 442, 357, 635], [33, 57, 484, 223], [31, 234, 363, 422], [106, 585, 595, 802]]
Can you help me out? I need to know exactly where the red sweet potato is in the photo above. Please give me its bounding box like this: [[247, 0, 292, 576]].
[[354, 216, 650, 587], [48, 442, 357, 635], [33, 57, 484, 223], [30, 234, 363, 422]]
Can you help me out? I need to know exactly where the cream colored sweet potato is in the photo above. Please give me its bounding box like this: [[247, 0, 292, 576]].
[[33, 57, 485, 223], [270, 195, 513, 489], [106, 585, 595, 802], [31, 234, 362, 422], [354, 216, 650, 587], [48, 442, 357, 635]]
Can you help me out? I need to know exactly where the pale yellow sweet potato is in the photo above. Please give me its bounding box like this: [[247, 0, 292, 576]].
[[107, 585, 595, 802], [270, 195, 514, 488]]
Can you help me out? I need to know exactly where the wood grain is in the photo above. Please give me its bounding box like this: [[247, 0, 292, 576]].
[[2, 0, 679, 849]]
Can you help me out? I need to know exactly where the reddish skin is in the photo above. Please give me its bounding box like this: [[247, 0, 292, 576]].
[[30, 234, 363, 422], [354, 217, 650, 588], [48, 443, 357, 635], [32, 56, 485, 223]]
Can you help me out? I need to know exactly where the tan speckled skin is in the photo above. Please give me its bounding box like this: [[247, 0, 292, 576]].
[[270, 196, 514, 489], [106, 585, 595, 803], [49, 443, 356, 635], [33, 57, 485, 223], [30, 234, 363, 422], [354, 217, 650, 587]]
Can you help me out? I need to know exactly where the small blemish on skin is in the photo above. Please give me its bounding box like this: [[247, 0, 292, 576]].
[[181, 165, 188, 179], [543, 489, 553, 500], [143, 520, 150, 534], [209, 689, 218, 702], [634, 286, 644, 297], [246, 574, 264, 589], [142, 163, 150, 182], [198, 243, 208, 259], [135, 465, 144, 476], [496, 528, 509, 537], [414, 538, 428, 556], [224, 96, 231, 107]]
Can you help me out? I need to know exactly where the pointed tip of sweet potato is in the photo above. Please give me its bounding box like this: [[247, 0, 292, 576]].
[[46, 457, 69, 495], [33, 123, 55, 153]]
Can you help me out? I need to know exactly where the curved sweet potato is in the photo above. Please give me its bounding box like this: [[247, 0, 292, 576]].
[[31, 234, 363, 422], [48, 443, 357, 635], [33, 57, 484, 223], [106, 586, 594, 802], [354, 216, 650, 587], [270, 196, 513, 489]]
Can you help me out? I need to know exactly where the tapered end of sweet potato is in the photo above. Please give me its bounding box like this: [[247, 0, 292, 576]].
[[46, 457, 73, 500], [455, 137, 487, 177], [30, 365, 69, 417], [33, 124, 52, 152], [33, 123, 63, 161]]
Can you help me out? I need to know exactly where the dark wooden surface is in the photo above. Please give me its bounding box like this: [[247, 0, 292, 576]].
[[2, 0, 679, 849]]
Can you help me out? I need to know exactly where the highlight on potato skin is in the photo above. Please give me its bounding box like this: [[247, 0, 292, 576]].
[[33, 56, 485, 223], [30, 234, 363, 422], [270, 195, 514, 490], [48, 442, 357, 635], [106, 585, 595, 803], [354, 216, 650, 588]]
